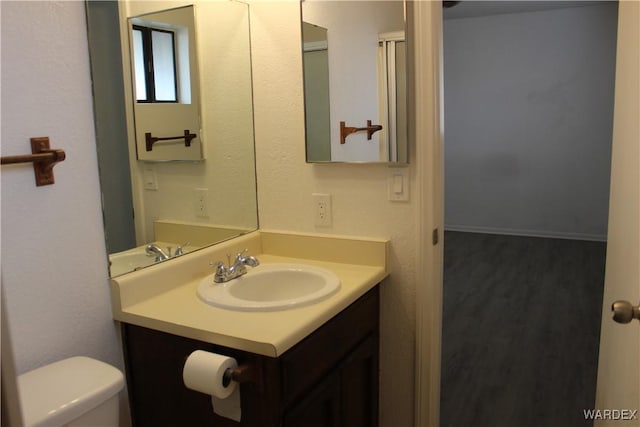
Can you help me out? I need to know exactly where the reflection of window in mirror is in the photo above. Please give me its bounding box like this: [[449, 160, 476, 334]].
[[132, 25, 178, 102], [130, 13, 194, 107]]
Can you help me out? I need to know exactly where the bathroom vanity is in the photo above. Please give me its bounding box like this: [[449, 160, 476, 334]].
[[123, 286, 379, 426], [110, 231, 388, 427]]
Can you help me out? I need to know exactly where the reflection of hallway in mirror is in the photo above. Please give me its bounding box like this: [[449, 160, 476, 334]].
[[440, 231, 605, 427]]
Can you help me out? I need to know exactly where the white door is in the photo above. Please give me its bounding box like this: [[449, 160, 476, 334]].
[[594, 1, 640, 425]]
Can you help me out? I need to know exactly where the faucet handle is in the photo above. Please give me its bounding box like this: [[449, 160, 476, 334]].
[[210, 260, 233, 283], [175, 242, 190, 256], [216, 261, 226, 273], [236, 249, 259, 268], [210, 260, 227, 276], [235, 248, 249, 262], [145, 243, 156, 257]]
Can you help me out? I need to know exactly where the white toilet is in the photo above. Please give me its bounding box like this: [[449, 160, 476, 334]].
[[17, 356, 125, 427]]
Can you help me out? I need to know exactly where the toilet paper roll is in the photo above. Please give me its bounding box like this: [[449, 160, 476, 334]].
[[212, 390, 241, 422], [183, 350, 237, 399]]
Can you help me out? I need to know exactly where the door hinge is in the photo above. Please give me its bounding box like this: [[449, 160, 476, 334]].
[[432, 228, 439, 245]]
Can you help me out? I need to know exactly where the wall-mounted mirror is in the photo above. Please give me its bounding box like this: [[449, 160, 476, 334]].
[[302, 1, 408, 164], [86, 0, 258, 277]]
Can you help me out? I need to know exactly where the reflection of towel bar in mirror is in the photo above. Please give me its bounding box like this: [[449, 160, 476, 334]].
[[340, 120, 383, 144], [145, 130, 197, 152], [0, 137, 66, 186]]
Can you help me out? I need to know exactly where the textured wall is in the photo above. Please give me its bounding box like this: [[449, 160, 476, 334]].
[[443, 3, 618, 240], [250, 3, 418, 425], [1, 1, 122, 374]]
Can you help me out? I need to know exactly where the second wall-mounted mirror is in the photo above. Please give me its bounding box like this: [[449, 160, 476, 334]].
[[302, 1, 408, 164], [86, 0, 257, 277]]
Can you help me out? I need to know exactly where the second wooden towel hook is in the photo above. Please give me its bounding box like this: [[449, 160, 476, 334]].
[[340, 120, 383, 144]]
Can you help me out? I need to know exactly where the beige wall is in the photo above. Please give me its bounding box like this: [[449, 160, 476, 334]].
[[250, 3, 418, 425]]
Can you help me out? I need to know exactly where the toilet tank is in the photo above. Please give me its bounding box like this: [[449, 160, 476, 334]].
[[17, 356, 125, 427]]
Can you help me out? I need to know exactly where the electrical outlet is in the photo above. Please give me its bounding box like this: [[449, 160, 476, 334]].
[[313, 193, 332, 227], [194, 188, 209, 218]]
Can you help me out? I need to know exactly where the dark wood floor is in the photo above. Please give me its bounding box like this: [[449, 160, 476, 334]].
[[440, 231, 606, 427]]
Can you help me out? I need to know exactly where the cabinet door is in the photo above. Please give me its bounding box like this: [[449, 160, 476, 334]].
[[122, 324, 220, 426], [280, 287, 379, 407], [284, 335, 379, 427], [283, 374, 341, 427], [340, 335, 379, 427]]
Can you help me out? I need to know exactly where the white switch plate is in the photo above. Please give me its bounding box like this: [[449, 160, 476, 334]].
[[388, 169, 409, 202], [143, 168, 158, 191], [312, 193, 332, 227]]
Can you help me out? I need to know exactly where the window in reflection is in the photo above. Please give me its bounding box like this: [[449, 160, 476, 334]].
[[132, 25, 178, 102]]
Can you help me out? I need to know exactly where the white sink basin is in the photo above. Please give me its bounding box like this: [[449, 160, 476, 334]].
[[109, 252, 156, 277], [197, 263, 341, 311]]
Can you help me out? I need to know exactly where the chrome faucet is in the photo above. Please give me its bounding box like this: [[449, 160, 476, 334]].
[[213, 249, 260, 283], [145, 243, 170, 262]]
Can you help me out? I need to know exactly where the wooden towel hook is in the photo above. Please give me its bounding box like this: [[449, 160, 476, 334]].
[[340, 120, 383, 144], [0, 137, 66, 186]]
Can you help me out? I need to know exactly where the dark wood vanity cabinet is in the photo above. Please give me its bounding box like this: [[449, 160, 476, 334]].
[[122, 286, 379, 427]]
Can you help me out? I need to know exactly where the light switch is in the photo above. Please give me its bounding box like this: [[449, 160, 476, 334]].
[[388, 169, 409, 202], [393, 174, 404, 194], [143, 168, 158, 191]]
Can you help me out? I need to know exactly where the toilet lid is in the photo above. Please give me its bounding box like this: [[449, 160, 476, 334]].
[[17, 356, 124, 427]]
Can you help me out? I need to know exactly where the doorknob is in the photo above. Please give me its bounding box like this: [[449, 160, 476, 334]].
[[611, 300, 640, 324]]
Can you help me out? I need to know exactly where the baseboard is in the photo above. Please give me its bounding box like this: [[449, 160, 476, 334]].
[[444, 224, 607, 242]]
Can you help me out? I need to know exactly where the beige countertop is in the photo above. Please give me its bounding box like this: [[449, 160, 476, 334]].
[[110, 231, 389, 357]]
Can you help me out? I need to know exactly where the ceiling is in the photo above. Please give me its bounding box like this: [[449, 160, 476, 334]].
[[443, 1, 614, 20]]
